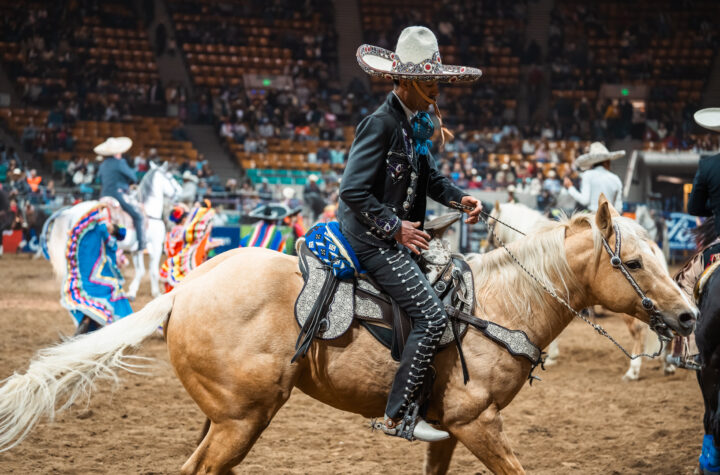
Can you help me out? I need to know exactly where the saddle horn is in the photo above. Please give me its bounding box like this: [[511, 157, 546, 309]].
[[424, 212, 462, 240]]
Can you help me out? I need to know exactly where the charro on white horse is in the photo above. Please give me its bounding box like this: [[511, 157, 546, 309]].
[[477, 201, 676, 380], [44, 162, 181, 298]]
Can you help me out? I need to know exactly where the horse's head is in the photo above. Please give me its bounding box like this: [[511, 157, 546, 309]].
[[149, 161, 183, 200], [587, 195, 697, 338]]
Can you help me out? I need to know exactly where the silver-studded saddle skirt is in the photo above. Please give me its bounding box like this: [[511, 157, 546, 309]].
[[294, 238, 473, 348]]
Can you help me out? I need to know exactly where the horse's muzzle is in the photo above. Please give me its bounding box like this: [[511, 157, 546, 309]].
[[660, 310, 697, 337]]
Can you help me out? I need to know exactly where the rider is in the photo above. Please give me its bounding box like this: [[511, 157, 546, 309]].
[[339, 26, 482, 441], [683, 108, 720, 473], [95, 137, 146, 252], [562, 142, 624, 212], [675, 108, 720, 297]]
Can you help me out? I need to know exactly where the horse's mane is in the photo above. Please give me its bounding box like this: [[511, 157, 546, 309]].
[[137, 167, 159, 203], [491, 202, 547, 242], [470, 213, 647, 316], [693, 216, 717, 249]]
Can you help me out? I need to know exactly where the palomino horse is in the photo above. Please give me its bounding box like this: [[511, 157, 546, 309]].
[[43, 162, 182, 298], [481, 201, 677, 380], [0, 197, 698, 474]]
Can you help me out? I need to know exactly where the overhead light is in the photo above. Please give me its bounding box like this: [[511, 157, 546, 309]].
[[656, 175, 685, 184]]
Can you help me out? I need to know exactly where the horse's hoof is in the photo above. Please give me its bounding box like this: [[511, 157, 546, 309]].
[[622, 371, 639, 382], [544, 357, 558, 367], [664, 365, 677, 375]]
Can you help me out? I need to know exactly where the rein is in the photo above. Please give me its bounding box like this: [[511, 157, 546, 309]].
[[478, 209, 668, 361]]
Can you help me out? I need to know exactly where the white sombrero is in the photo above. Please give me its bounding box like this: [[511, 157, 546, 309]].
[[182, 170, 199, 183], [694, 108, 720, 133], [282, 187, 295, 199], [357, 26, 482, 83], [93, 137, 133, 156], [575, 142, 625, 170]]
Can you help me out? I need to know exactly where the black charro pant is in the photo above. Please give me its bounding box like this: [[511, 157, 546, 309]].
[[346, 234, 448, 419], [107, 191, 145, 250]]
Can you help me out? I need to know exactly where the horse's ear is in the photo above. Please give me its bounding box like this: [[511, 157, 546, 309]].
[[161, 161, 169, 170], [595, 194, 613, 240], [149, 161, 157, 169], [494, 200, 501, 213]]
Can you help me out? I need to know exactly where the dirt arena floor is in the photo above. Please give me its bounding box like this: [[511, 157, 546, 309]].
[[0, 254, 706, 474]]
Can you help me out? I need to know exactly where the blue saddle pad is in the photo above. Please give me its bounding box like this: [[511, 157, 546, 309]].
[[304, 222, 365, 279]]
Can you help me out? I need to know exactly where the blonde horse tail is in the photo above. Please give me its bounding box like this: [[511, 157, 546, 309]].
[[0, 292, 175, 452]]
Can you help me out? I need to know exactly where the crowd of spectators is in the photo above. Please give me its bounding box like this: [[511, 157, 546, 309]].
[[0, 2, 168, 117], [1, 1, 720, 237]]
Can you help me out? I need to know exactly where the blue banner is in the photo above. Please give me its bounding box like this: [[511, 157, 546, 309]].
[[210, 226, 241, 255], [666, 212, 697, 251]]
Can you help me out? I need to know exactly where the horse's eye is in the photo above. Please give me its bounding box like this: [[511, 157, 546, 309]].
[[626, 260, 642, 270]]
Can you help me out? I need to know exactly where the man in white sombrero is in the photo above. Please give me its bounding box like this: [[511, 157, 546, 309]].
[[95, 137, 146, 252], [688, 108, 720, 232], [338, 26, 482, 442], [562, 141, 624, 212], [674, 108, 720, 299]]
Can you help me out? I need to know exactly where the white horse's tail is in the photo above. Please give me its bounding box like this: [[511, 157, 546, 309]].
[[0, 292, 175, 452], [40, 206, 69, 261]]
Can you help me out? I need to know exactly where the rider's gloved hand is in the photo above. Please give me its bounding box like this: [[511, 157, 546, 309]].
[[461, 195, 482, 224], [394, 221, 431, 255]]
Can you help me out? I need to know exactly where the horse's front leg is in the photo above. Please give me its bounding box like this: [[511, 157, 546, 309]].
[[424, 437, 458, 475], [148, 244, 162, 298], [450, 404, 525, 475], [544, 338, 560, 366], [622, 316, 645, 381], [127, 252, 145, 299]]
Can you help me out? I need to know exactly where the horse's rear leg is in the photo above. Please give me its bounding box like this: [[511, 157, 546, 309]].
[[451, 406, 525, 474], [181, 417, 267, 475], [127, 252, 145, 299], [424, 437, 458, 475]]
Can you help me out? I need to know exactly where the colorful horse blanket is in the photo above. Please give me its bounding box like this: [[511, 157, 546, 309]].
[[60, 206, 133, 330]]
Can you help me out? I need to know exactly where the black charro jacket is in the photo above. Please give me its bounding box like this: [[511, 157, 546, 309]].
[[337, 93, 465, 247], [688, 153, 720, 236]]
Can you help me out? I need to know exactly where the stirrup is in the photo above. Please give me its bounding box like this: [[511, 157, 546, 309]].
[[370, 404, 449, 442]]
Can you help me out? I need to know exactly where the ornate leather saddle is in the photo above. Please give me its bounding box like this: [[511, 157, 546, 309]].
[[294, 213, 473, 362]]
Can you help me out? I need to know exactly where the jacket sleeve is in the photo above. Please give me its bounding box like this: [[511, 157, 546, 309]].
[[120, 160, 137, 184], [688, 160, 712, 217], [426, 153, 465, 207], [567, 173, 591, 208], [339, 115, 401, 239], [613, 176, 624, 212]]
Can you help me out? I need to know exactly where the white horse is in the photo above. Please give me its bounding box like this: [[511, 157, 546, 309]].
[[479, 201, 675, 380], [43, 162, 182, 299]]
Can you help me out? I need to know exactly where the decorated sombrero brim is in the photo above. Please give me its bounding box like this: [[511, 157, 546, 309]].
[[575, 142, 625, 170], [248, 203, 294, 221], [93, 137, 133, 156], [694, 108, 720, 132], [357, 44, 482, 83]]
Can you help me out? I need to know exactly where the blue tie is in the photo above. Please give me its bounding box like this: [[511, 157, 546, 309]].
[[411, 111, 434, 156]]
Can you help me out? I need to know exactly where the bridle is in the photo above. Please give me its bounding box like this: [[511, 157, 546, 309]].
[[601, 222, 671, 339], [478, 209, 670, 360]]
